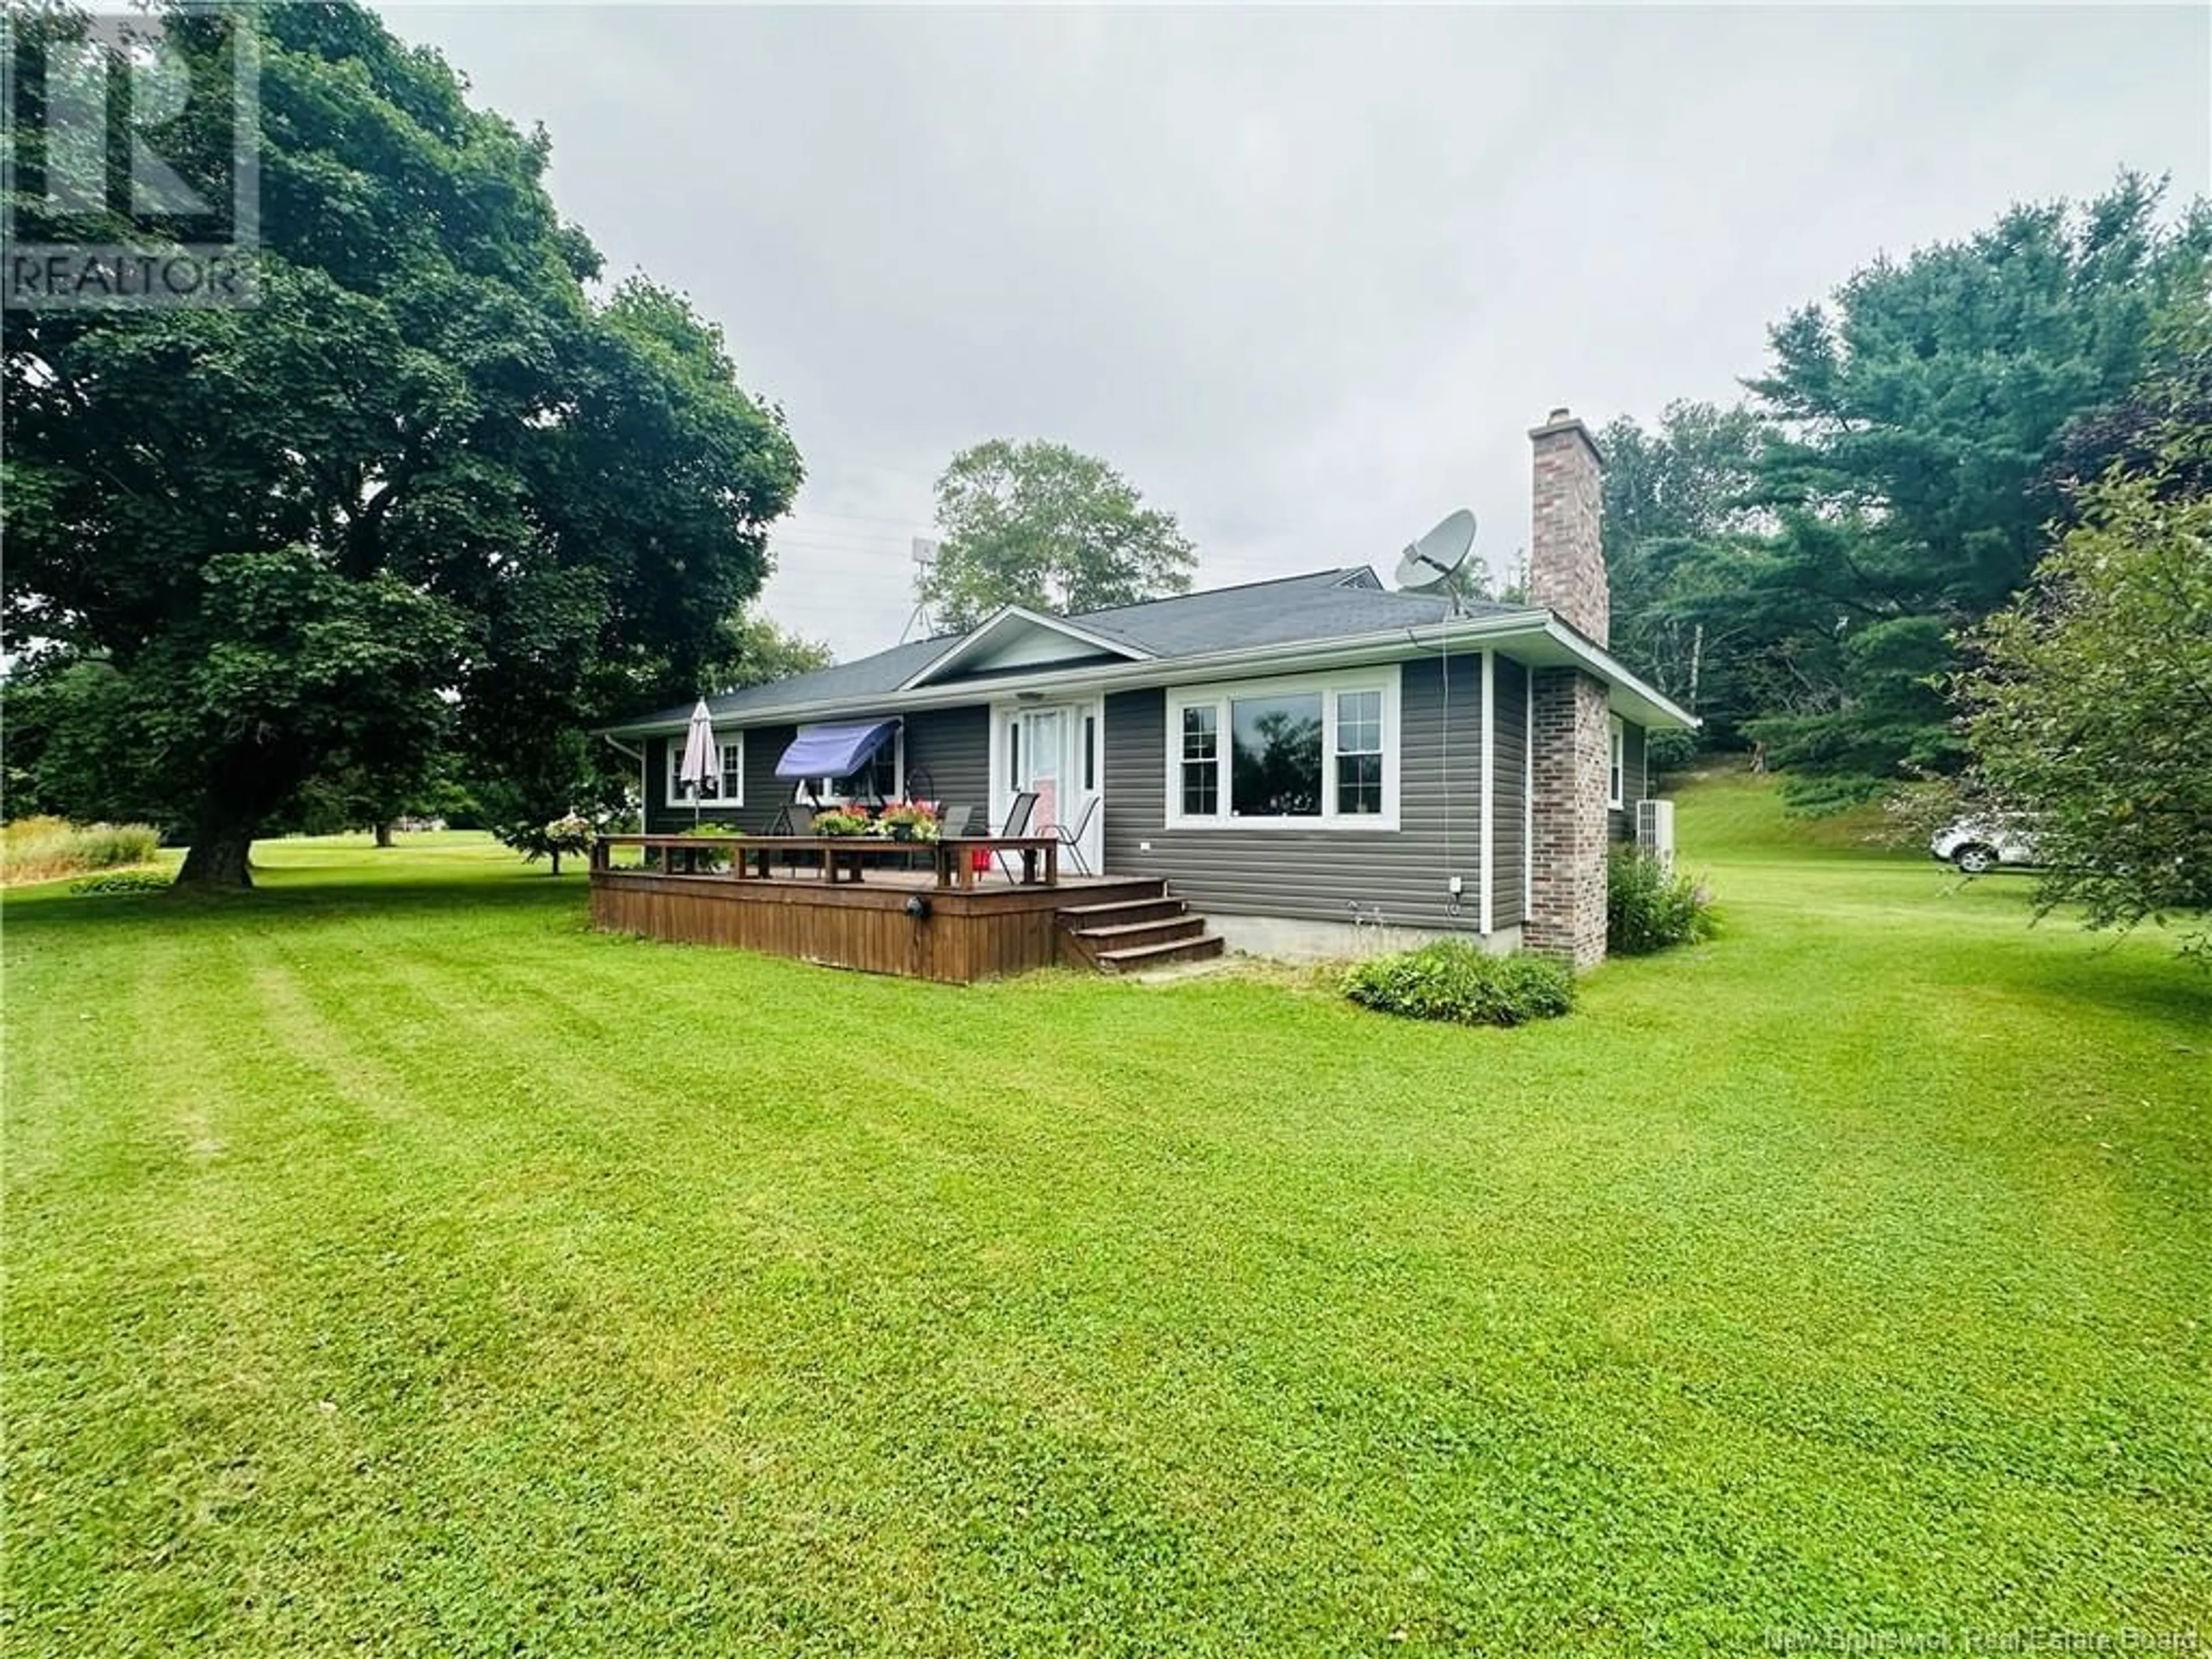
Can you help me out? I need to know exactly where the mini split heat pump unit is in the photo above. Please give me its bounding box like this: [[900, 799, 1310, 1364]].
[[1636, 799, 1676, 871]]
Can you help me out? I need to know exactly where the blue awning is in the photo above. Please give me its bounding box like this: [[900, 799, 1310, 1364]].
[[774, 718, 900, 781]]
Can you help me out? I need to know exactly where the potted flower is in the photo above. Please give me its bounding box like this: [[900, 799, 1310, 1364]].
[[676, 820, 736, 871], [875, 800, 941, 843], [811, 805, 873, 838]]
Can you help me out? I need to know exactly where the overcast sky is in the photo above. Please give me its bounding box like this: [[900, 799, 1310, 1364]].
[[384, 4, 2209, 660]]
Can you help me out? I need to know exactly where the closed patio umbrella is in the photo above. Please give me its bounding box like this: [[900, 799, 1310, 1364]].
[[677, 698, 718, 826]]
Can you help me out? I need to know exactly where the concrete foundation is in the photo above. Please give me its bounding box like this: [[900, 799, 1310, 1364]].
[[1210, 912, 1524, 964]]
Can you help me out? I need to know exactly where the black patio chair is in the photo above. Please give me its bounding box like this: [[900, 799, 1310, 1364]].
[[994, 790, 1039, 884], [1048, 794, 1099, 877], [766, 799, 821, 876], [916, 802, 981, 884]]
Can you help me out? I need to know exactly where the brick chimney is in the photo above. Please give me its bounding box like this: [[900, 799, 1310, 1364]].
[[1524, 407, 1611, 968], [1527, 407, 1607, 646]]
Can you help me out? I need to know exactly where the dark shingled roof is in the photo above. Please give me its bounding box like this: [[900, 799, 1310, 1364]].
[[611, 567, 1520, 731]]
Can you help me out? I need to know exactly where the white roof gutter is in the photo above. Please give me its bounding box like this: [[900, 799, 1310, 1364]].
[[605, 609, 1697, 737]]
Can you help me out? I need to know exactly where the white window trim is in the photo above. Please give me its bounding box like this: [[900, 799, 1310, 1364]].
[[793, 727, 905, 806], [1608, 714, 1626, 810], [665, 729, 744, 809], [1163, 665, 1402, 831]]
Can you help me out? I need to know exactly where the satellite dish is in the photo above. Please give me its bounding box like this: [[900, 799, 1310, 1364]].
[[1393, 508, 1478, 593]]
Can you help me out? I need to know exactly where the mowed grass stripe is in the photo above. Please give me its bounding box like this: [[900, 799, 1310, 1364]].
[[4, 779, 2207, 1654]]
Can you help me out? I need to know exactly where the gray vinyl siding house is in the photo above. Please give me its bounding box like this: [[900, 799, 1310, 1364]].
[[608, 410, 1695, 965], [1103, 657, 1510, 937]]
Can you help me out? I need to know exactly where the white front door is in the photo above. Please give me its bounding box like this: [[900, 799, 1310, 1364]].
[[1007, 702, 1103, 871]]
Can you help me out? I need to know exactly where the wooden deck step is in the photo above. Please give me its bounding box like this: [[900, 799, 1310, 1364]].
[[1056, 880, 1221, 973], [1094, 933, 1226, 973], [1074, 915, 1206, 948], [1056, 893, 1182, 926]]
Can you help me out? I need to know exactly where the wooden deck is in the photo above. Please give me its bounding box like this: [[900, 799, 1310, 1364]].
[[587, 836, 1163, 982]]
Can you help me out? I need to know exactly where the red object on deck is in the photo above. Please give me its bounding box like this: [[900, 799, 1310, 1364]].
[[970, 847, 991, 876]]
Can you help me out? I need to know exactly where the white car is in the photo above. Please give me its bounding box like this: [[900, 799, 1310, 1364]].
[[1930, 817, 2038, 875]]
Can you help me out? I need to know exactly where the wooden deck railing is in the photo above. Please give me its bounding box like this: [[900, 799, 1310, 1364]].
[[590, 833, 1062, 889]]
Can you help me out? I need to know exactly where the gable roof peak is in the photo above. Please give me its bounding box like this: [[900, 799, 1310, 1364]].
[[896, 602, 1152, 691]]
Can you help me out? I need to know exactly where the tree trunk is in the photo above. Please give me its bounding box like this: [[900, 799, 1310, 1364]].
[[173, 744, 304, 891], [1688, 621, 1705, 713], [548, 849, 562, 876], [374, 820, 395, 849], [176, 813, 256, 888]]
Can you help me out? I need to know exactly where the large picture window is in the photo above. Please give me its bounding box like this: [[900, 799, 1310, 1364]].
[[1166, 669, 1399, 829], [1230, 692, 1323, 817], [665, 732, 744, 807]]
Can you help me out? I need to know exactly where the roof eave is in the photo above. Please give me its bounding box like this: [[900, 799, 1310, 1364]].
[[1528, 619, 1701, 731], [602, 606, 1695, 734]]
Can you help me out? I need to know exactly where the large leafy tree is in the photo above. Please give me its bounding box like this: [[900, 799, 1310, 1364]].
[[1956, 429, 2211, 957], [2, 4, 801, 885], [725, 608, 834, 690], [919, 440, 1196, 634], [1725, 174, 2209, 801]]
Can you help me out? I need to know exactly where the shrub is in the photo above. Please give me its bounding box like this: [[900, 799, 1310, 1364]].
[[1, 816, 162, 885], [69, 870, 172, 896], [541, 812, 596, 858], [503, 810, 604, 874], [665, 821, 737, 871], [75, 821, 162, 869], [1607, 847, 1717, 955], [1343, 941, 1575, 1028]]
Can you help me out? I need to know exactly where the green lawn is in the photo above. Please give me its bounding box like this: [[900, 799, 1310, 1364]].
[[6, 778, 2207, 1655]]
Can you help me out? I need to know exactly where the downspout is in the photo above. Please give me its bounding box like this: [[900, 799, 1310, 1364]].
[[1430, 621, 1464, 928], [1523, 669, 1535, 923], [602, 734, 647, 826]]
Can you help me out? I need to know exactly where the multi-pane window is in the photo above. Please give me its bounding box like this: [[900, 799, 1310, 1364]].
[[1335, 689, 1384, 815], [1180, 706, 1219, 816], [1230, 692, 1324, 817], [1168, 673, 1395, 827], [805, 738, 899, 806], [667, 734, 743, 806]]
